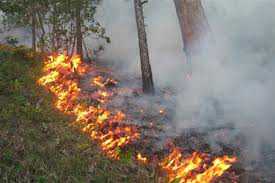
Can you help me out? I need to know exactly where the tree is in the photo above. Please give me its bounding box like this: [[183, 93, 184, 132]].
[[134, 0, 155, 94], [0, 0, 108, 56], [31, 9, 37, 52], [0, 0, 47, 52], [75, 1, 83, 60], [173, 0, 211, 63]]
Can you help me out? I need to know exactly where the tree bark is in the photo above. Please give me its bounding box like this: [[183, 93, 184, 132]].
[[173, 0, 210, 61], [134, 0, 155, 94], [76, 2, 83, 60], [51, 4, 57, 52], [31, 12, 36, 52], [37, 12, 46, 52]]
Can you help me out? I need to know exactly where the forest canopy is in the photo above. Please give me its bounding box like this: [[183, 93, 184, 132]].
[[0, 0, 109, 55]]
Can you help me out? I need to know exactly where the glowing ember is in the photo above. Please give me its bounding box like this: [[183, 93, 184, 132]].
[[137, 153, 148, 164], [91, 76, 118, 88], [92, 76, 105, 88], [159, 108, 165, 114]]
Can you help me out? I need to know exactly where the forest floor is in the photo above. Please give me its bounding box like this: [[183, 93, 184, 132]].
[[0, 45, 152, 183], [89, 59, 275, 183], [1, 45, 274, 183]]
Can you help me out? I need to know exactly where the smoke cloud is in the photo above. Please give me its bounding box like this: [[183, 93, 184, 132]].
[[95, 0, 275, 160]]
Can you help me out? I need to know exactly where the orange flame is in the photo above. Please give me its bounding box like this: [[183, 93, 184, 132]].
[[92, 76, 105, 88], [160, 147, 237, 183], [159, 108, 165, 115], [38, 53, 140, 159], [137, 153, 148, 164], [91, 76, 118, 88]]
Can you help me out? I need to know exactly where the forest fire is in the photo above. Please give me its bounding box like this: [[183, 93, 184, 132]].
[[160, 147, 237, 183], [91, 75, 118, 88], [38, 53, 237, 182], [38, 53, 140, 159]]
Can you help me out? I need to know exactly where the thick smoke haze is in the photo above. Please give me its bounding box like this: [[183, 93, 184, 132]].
[[94, 0, 186, 85], [95, 0, 275, 159]]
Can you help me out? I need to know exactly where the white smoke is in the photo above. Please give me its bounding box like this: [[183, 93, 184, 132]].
[[95, 0, 275, 160], [94, 0, 186, 85]]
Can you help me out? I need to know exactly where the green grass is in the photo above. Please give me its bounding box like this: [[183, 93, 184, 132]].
[[0, 45, 152, 183]]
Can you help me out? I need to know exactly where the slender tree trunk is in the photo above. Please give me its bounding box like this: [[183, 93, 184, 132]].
[[134, 0, 154, 94], [76, 2, 83, 60], [173, 0, 210, 62], [51, 4, 57, 52], [37, 12, 46, 52], [70, 35, 77, 58], [31, 12, 36, 52], [83, 40, 92, 62]]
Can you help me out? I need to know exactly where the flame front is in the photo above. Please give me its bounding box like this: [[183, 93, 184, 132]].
[[38, 53, 139, 159], [38, 53, 237, 182], [160, 147, 237, 183]]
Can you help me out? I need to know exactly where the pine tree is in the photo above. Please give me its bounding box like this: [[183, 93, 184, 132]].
[[134, 0, 155, 94], [173, 0, 211, 62]]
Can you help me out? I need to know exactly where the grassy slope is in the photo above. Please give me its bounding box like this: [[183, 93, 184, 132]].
[[0, 45, 152, 183]]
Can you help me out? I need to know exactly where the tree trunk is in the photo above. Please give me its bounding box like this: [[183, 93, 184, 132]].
[[76, 2, 83, 60], [37, 12, 46, 52], [31, 12, 36, 52], [134, 0, 155, 94], [51, 4, 57, 52], [173, 0, 210, 61]]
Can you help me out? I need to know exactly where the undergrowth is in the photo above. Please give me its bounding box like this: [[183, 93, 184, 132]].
[[0, 45, 152, 183]]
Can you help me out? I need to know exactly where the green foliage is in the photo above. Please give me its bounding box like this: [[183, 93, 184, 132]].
[[0, 0, 109, 52], [0, 46, 55, 122], [5, 36, 19, 46], [171, 178, 181, 183], [0, 45, 152, 182], [0, 0, 47, 27], [120, 150, 134, 165]]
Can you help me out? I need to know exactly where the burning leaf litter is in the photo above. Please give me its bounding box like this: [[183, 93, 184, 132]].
[[38, 53, 237, 182]]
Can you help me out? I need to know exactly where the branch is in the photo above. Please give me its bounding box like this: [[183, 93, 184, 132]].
[[141, 0, 148, 6]]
